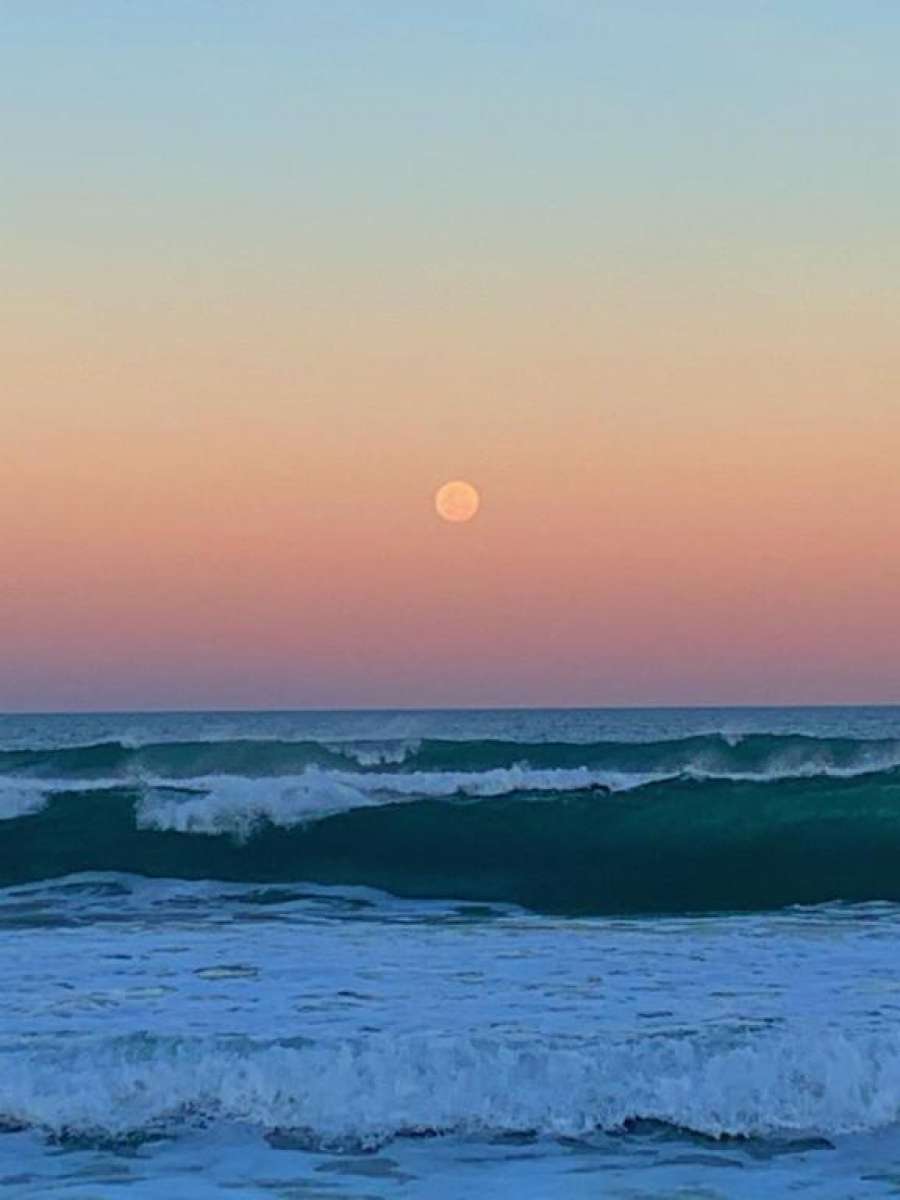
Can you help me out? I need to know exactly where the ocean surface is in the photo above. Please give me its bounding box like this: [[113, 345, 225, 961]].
[[2, 706, 900, 1198]]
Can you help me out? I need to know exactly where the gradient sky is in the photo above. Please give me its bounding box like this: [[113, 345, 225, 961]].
[[3, 1, 899, 711]]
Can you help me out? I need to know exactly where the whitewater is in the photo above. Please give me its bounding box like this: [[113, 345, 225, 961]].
[[2, 706, 900, 1198]]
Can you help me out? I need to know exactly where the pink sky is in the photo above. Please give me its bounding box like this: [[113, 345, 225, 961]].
[[3, 4, 898, 709]]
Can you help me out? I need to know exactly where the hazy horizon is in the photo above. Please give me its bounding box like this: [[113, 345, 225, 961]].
[[4, 700, 900, 718]]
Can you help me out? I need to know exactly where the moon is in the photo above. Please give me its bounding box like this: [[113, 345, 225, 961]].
[[435, 480, 480, 523]]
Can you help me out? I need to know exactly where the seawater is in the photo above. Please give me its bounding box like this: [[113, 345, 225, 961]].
[[2, 706, 900, 1198]]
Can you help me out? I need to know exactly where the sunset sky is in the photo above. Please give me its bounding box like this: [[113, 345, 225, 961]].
[[3, 1, 899, 711]]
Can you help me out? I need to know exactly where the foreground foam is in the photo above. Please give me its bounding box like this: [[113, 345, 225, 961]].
[[3, 1027, 900, 1145]]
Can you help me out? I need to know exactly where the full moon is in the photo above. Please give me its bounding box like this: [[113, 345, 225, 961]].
[[435, 480, 480, 523]]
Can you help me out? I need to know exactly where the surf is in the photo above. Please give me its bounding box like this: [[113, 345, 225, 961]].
[[3, 1024, 900, 1148], [3, 767, 900, 914]]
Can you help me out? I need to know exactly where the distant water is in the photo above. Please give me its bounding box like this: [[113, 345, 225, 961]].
[[3, 707, 900, 1198]]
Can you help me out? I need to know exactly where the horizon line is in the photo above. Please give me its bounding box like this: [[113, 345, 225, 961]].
[[2, 701, 899, 718]]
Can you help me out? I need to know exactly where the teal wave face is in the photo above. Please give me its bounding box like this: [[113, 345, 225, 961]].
[[3, 770, 900, 914]]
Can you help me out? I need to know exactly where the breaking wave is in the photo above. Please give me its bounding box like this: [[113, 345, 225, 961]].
[[1, 761, 900, 913], [3, 1026, 900, 1147], [4, 730, 900, 781]]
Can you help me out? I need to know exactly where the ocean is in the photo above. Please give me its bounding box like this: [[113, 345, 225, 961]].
[[2, 706, 900, 1198]]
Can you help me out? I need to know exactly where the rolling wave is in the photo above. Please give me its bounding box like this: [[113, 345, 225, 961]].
[[3, 1026, 900, 1147], [368, 731, 900, 777], [2, 769, 900, 913], [3, 730, 900, 781]]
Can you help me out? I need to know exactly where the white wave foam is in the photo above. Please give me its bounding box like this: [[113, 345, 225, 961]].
[[328, 740, 423, 766], [134, 766, 665, 835], [0, 780, 50, 821], [6, 752, 900, 834], [0, 777, 124, 822], [135, 773, 381, 836], [4, 1028, 900, 1144]]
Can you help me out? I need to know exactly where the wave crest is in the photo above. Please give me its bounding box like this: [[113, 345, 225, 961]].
[[5, 731, 900, 784], [2, 770, 900, 913], [4, 1027, 900, 1146]]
